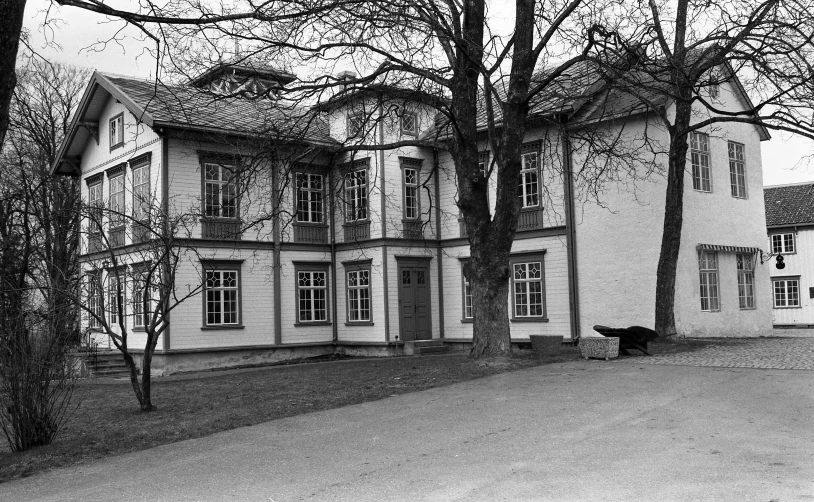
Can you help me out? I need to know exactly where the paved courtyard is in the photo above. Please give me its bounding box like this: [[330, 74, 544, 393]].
[[626, 335, 814, 371]]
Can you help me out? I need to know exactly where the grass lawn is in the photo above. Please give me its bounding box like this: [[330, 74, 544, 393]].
[[0, 347, 586, 482], [0, 338, 712, 483]]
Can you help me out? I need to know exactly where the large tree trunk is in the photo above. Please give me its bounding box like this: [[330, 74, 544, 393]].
[[654, 100, 692, 339], [0, 0, 27, 149]]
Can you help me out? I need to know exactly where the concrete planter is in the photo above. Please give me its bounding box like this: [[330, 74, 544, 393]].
[[529, 335, 563, 355], [580, 337, 620, 360]]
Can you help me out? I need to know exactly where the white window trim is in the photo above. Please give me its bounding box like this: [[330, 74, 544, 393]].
[[403, 166, 419, 220], [203, 161, 239, 219], [773, 278, 801, 308], [519, 151, 540, 209], [345, 168, 368, 223], [295, 172, 324, 224], [204, 269, 241, 326], [736, 253, 756, 310], [295, 265, 330, 324], [400, 112, 418, 136], [771, 233, 795, 254], [690, 132, 712, 193], [109, 113, 124, 150], [728, 141, 747, 199], [509, 253, 547, 321], [699, 251, 720, 312], [346, 267, 372, 323]]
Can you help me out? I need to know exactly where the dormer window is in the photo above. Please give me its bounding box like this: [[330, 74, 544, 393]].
[[109, 113, 124, 150], [401, 112, 418, 136], [347, 114, 364, 138]]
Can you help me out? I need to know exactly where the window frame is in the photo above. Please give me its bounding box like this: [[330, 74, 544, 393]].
[[461, 260, 473, 322], [346, 113, 364, 138], [107, 271, 126, 328], [400, 112, 418, 137], [87, 270, 103, 329], [200, 154, 240, 220], [698, 250, 720, 312], [736, 253, 756, 310], [772, 277, 801, 308], [131, 154, 151, 222], [401, 160, 421, 221], [109, 113, 124, 151], [294, 171, 325, 224], [728, 141, 747, 199], [344, 260, 373, 325], [770, 233, 795, 254], [85, 174, 104, 251], [294, 261, 331, 325], [509, 252, 548, 322], [690, 132, 712, 193], [131, 265, 153, 330], [519, 143, 541, 209], [201, 260, 243, 329], [344, 161, 369, 223], [107, 165, 126, 230]]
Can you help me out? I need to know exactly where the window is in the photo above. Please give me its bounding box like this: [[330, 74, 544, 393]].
[[346, 267, 371, 323], [462, 263, 473, 320], [107, 273, 126, 327], [519, 151, 539, 208], [87, 178, 103, 251], [205, 269, 240, 326], [709, 84, 719, 99], [297, 269, 328, 322], [403, 167, 419, 220], [132, 157, 151, 221], [108, 171, 125, 228], [87, 271, 103, 328], [773, 278, 800, 308], [511, 255, 546, 319], [699, 251, 720, 311], [347, 114, 363, 138], [109, 113, 124, 149], [345, 168, 368, 222], [690, 132, 711, 192], [728, 141, 746, 198], [400, 112, 418, 136], [478, 151, 490, 180], [736, 253, 755, 309], [132, 270, 152, 329], [771, 233, 795, 254], [204, 161, 238, 218], [295, 173, 324, 223]]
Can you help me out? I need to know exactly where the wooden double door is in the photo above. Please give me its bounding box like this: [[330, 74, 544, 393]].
[[398, 265, 431, 341]]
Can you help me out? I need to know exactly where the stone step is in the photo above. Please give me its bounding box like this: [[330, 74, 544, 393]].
[[413, 339, 445, 347], [414, 344, 451, 355]]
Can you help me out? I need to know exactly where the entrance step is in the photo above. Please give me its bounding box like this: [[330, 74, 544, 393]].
[[84, 351, 131, 377], [403, 339, 451, 356]]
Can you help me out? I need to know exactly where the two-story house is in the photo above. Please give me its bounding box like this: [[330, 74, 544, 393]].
[[764, 182, 814, 327], [53, 59, 774, 374]]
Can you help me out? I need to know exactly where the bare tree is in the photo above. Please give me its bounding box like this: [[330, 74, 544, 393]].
[[0, 0, 27, 149], [0, 58, 85, 451]]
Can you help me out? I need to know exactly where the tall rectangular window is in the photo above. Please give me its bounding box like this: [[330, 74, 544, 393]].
[[347, 269, 371, 322], [463, 265, 473, 320], [297, 271, 328, 322], [109, 113, 124, 149], [773, 278, 800, 308], [204, 162, 238, 218], [403, 167, 419, 219], [108, 172, 125, 227], [87, 180, 103, 250], [87, 271, 103, 328], [699, 251, 720, 311], [205, 270, 239, 325], [519, 151, 539, 208], [132, 271, 151, 329], [107, 274, 126, 326], [132, 160, 150, 221], [771, 233, 795, 254], [512, 261, 545, 318], [345, 169, 368, 222], [728, 141, 746, 198], [736, 253, 755, 309], [296, 173, 323, 223], [691, 132, 711, 192]]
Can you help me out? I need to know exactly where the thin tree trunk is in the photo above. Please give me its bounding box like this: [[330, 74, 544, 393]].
[[0, 0, 26, 148]]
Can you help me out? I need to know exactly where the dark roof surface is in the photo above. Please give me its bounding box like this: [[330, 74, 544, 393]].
[[102, 73, 335, 144], [764, 183, 814, 226]]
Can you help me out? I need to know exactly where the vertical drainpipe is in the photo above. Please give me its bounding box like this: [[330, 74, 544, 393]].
[[161, 131, 171, 351], [329, 159, 338, 343], [272, 156, 282, 346], [379, 99, 391, 342], [434, 148, 445, 338], [562, 130, 581, 341]]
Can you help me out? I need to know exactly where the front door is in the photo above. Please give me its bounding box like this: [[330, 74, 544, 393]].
[[399, 266, 431, 341]]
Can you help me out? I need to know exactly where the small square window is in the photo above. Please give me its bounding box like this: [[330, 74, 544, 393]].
[[347, 114, 363, 138], [771, 233, 795, 254], [109, 113, 124, 149], [400, 113, 418, 136]]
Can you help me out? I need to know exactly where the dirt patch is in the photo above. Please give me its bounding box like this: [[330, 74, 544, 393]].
[[0, 348, 582, 482]]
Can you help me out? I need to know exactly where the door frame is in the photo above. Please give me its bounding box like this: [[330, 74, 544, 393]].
[[395, 256, 433, 342]]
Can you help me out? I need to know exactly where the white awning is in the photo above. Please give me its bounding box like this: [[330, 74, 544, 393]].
[[695, 244, 762, 254]]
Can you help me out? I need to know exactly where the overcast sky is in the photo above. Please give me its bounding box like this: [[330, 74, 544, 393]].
[[22, 1, 814, 187]]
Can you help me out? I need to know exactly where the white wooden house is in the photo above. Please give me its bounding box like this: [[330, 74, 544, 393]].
[[764, 183, 814, 327], [53, 60, 774, 374]]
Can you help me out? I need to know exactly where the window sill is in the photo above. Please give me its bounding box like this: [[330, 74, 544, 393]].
[[511, 317, 549, 323], [700, 310, 721, 313], [738, 307, 756, 311], [294, 321, 332, 327], [201, 325, 245, 330], [294, 222, 327, 227], [345, 321, 374, 326], [773, 306, 802, 309], [110, 142, 124, 152], [132, 327, 146, 332], [461, 318, 473, 324]]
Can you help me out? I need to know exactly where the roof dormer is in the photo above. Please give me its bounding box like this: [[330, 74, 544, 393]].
[[189, 62, 297, 99]]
